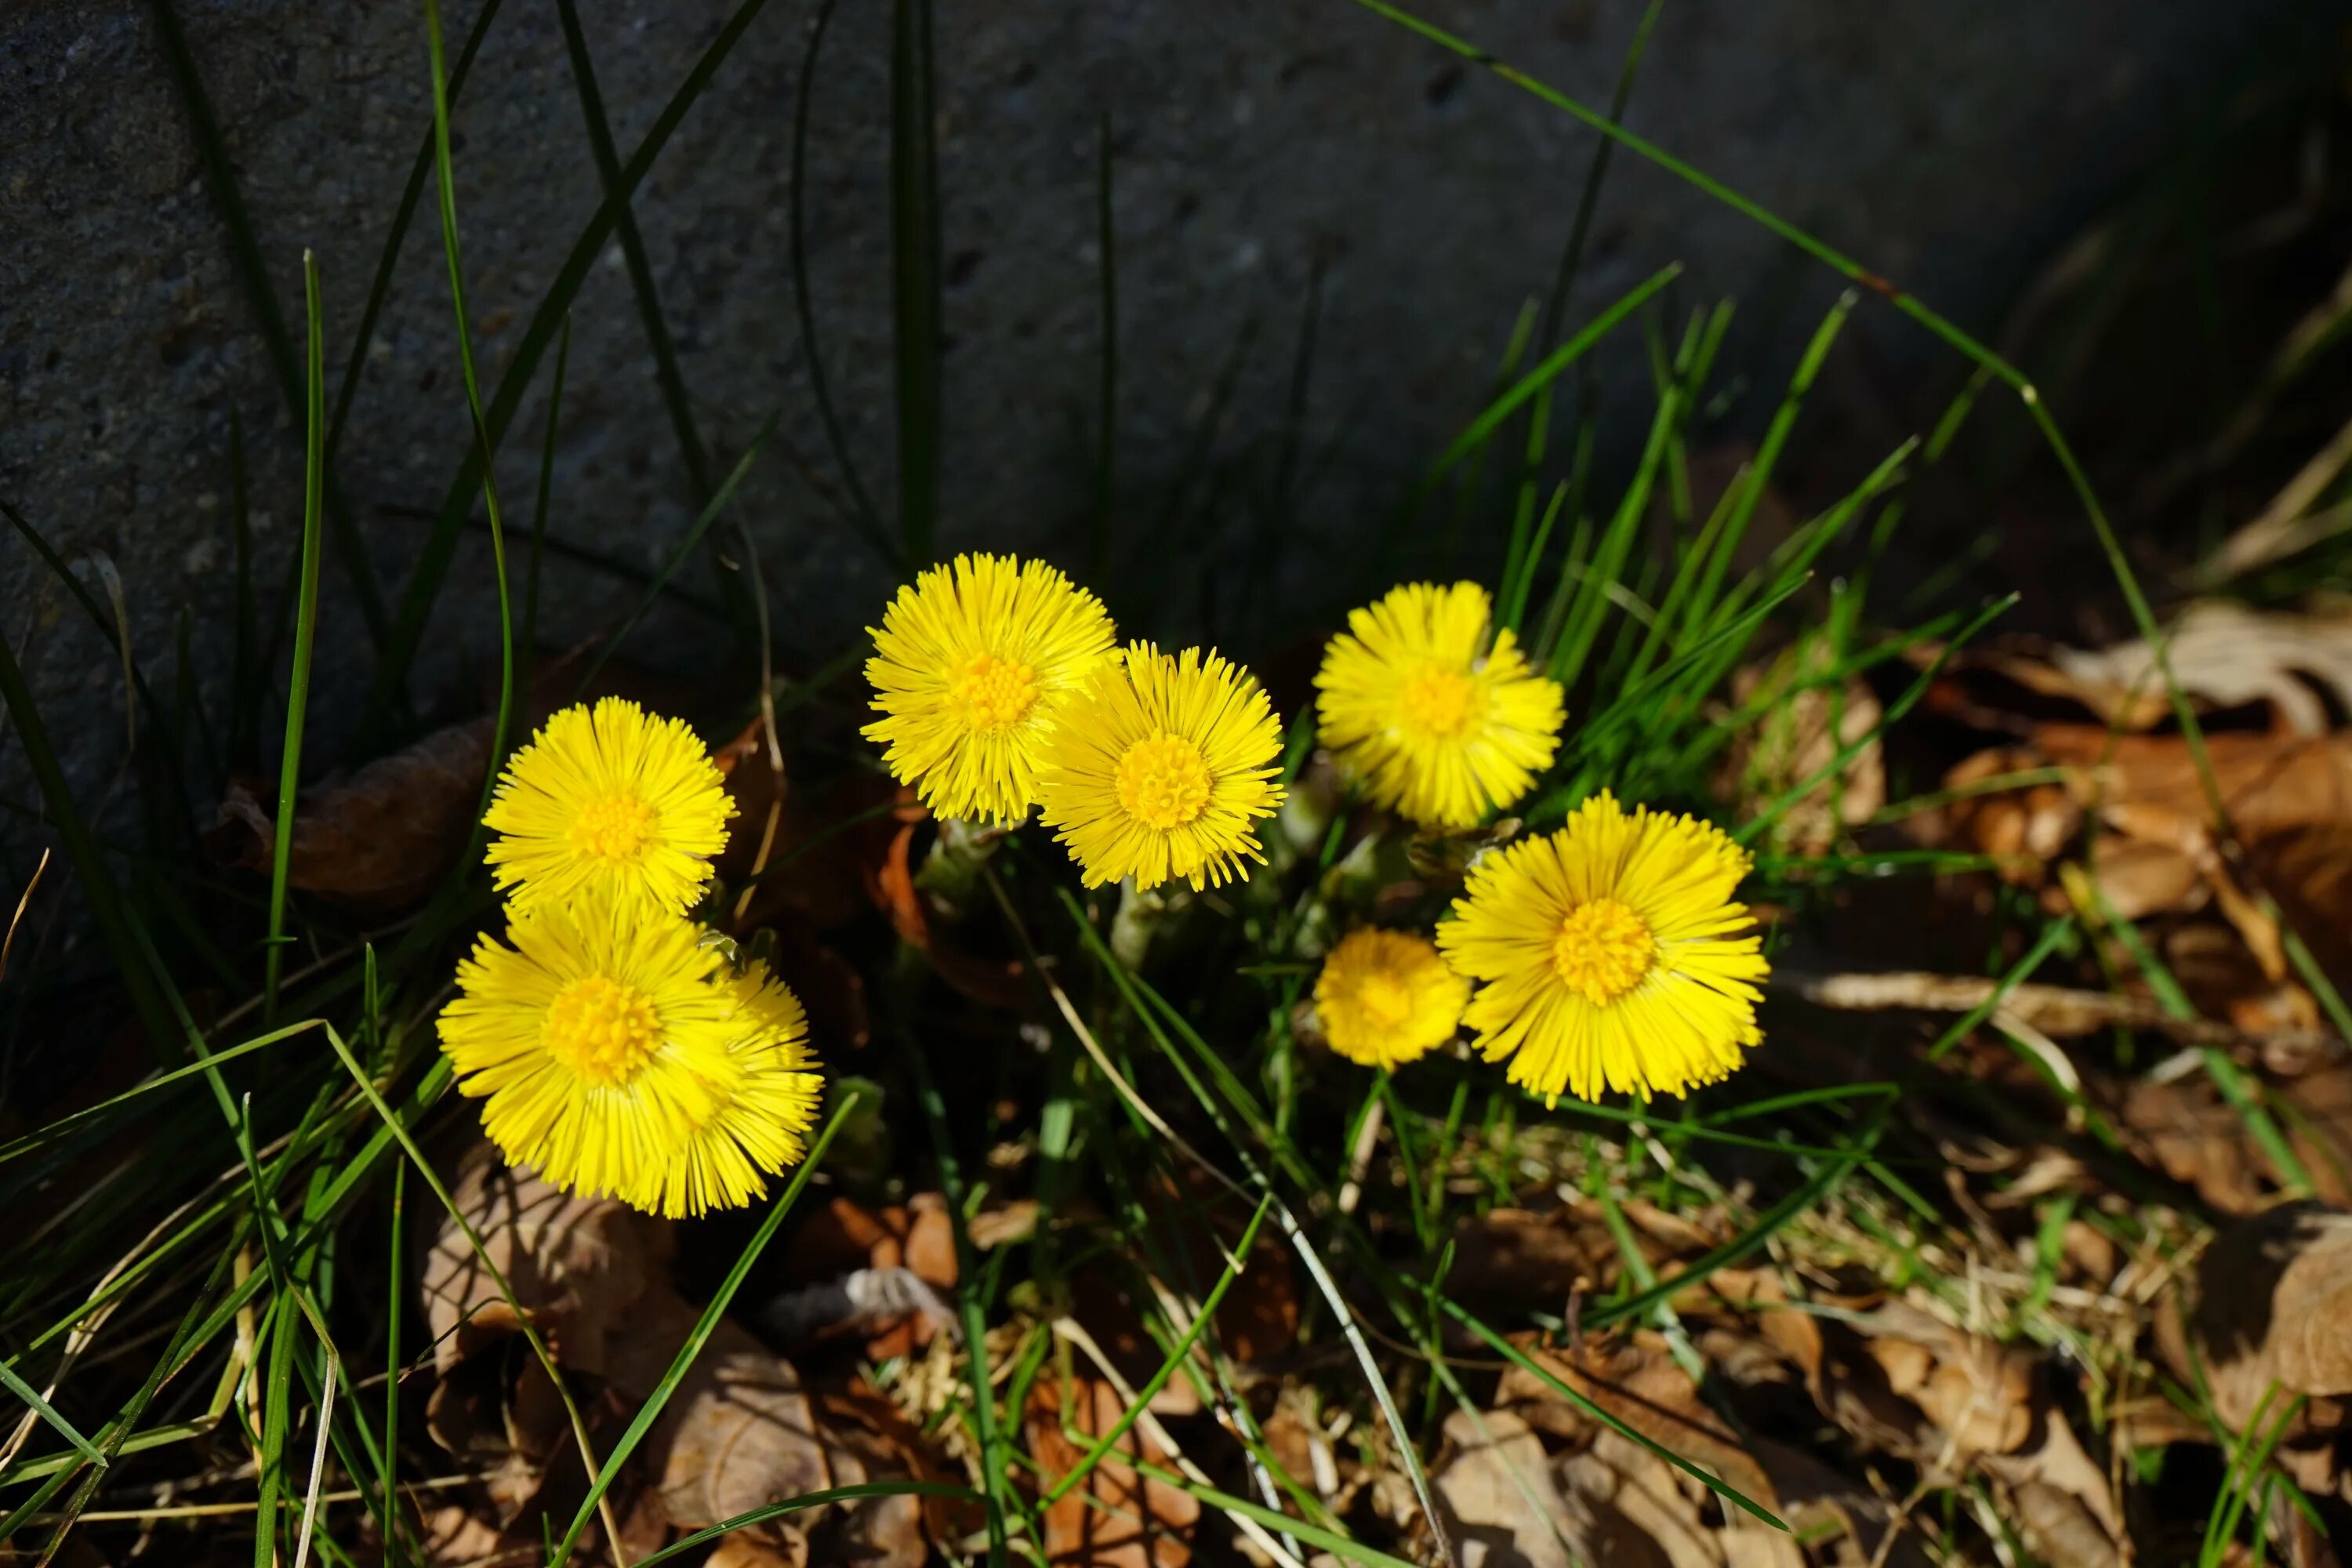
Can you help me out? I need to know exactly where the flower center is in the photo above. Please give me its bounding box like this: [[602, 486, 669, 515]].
[[569, 793, 660, 863], [1350, 971, 1414, 1030], [947, 652, 1040, 734], [541, 975, 662, 1088], [1114, 733, 1214, 831], [1551, 899, 1656, 1005], [1398, 665, 1480, 739]]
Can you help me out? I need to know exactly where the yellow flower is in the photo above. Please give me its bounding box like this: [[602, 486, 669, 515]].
[[1038, 642, 1287, 891], [1314, 927, 1468, 1069], [438, 891, 740, 1211], [863, 553, 1119, 823], [484, 698, 734, 918], [1314, 581, 1565, 829], [631, 962, 823, 1218], [1436, 792, 1767, 1103]]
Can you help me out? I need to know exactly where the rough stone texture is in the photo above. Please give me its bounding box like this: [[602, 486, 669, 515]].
[[0, 0, 2325, 882]]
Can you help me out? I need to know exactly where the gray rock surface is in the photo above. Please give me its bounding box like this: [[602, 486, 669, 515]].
[[0, 0, 2325, 886]]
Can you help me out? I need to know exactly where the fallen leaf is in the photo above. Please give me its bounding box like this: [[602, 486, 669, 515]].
[[1717, 646, 1886, 857], [213, 715, 494, 909], [2161, 1200, 2352, 1432], [2038, 601, 2352, 737], [1025, 1375, 1199, 1568], [1428, 1406, 1577, 1568], [777, 1196, 960, 1359], [866, 820, 1030, 1007]]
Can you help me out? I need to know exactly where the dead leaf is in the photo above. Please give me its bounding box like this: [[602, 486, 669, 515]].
[[1717, 647, 1886, 857], [2162, 1201, 2352, 1432], [421, 1150, 906, 1564], [866, 820, 1030, 1007], [2042, 601, 2352, 737], [1025, 1375, 1199, 1568], [779, 1196, 960, 1359], [213, 715, 493, 909], [1429, 1406, 1577, 1568]]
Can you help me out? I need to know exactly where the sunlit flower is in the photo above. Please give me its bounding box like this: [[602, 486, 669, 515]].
[[484, 697, 734, 918], [1314, 581, 1564, 829], [1436, 792, 1767, 1104], [1038, 642, 1286, 891], [1313, 927, 1468, 1069], [863, 553, 1119, 823], [437, 889, 740, 1210], [630, 961, 823, 1218]]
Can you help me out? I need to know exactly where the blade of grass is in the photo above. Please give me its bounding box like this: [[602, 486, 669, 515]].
[[1341, 0, 2234, 836], [1535, 0, 1665, 346], [0, 1361, 106, 1473], [362, 0, 796, 742], [546, 1092, 862, 1567], [890, 0, 943, 568], [570, 412, 781, 702], [1092, 113, 1119, 581], [325, 0, 510, 459], [263, 252, 328, 1024], [423, 0, 519, 849], [144, 0, 390, 647], [791, 0, 890, 558], [902, 1033, 1012, 1568], [522, 316, 570, 667]]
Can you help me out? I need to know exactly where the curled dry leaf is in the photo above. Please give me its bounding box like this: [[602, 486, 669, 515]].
[[2042, 600, 2352, 738], [866, 818, 1030, 1008], [214, 715, 494, 909], [1025, 1375, 1200, 1568]]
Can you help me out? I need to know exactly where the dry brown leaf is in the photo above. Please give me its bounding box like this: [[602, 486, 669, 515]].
[[1447, 1200, 1713, 1310], [1025, 1375, 1199, 1568], [421, 1151, 916, 1564], [213, 715, 493, 909], [2045, 601, 2352, 737], [2163, 1201, 2352, 1432], [1717, 648, 1886, 857], [780, 1195, 959, 1359], [1428, 1406, 1577, 1568], [866, 819, 1030, 1008]]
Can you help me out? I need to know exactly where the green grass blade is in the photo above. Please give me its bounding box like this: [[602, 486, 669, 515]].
[[1043, 1197, 1272, 1507], [0, 1359, 106, 1472], [143, 0, 390, 647], [571, 412, 780, 702], [423, 0, 518, 850], [264, 252, 329, 1024], [361, 0, 793, 742], [890, 0, 944, 568], [1535, 0, 1665, 345], [547, 1092, 864, 1567], [325, 0, 509, 459]]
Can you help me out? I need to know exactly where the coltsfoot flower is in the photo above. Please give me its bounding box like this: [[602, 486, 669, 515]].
[[437, 891, 822, 1217], [1437, 792, 1767, 1103], [1038, 642, 1286, 891], [484, 697, 733, 918], [1314, 581, 1564, 829], [1313, 927, 1468, 1069], [863, 553, 1119, 823]]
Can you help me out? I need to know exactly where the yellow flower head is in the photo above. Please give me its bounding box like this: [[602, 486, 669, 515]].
[[484, 698, 734, 918], [438, 890, 741, 1211], [1436, 792, 1767, 1104], [1314, 581, 1565, 828], [635, 962, 823, 1218], [863, 553, 1119, 823], [1037, 641, 1287, 891], [1314, 927, 1468, 1069]]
